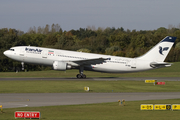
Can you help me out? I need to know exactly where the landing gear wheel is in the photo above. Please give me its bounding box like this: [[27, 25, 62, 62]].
[[82, 74, 86, 78], [76, 74, 81, 78], [76, 74, 86, 78]]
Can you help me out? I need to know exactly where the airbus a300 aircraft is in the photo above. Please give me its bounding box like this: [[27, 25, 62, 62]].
[[3, 36, 176, 78]]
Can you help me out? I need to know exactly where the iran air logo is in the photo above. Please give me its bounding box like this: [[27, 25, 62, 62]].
[[159, 46, 169, 55]]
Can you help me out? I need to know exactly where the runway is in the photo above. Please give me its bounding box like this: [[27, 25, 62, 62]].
[[0, 77, 180, 81], [0, 77, 180, 108]]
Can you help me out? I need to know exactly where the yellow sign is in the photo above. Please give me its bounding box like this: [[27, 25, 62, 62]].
[[84, 86, 89, 91], [172, 104, 180, 110], [140, 104, 153, 110], [0, 105, 2, 112], [145, 80, 157, 83], [154, 104, 171, 110]]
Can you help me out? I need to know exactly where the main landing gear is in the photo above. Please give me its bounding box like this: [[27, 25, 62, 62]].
[[76, 66, 86, 78], [76, 74, 86, 78]]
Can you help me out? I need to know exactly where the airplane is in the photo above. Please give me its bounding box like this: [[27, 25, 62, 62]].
[[3, 36, 176, 78]]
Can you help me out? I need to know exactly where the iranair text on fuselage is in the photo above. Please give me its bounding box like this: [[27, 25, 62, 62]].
[[25, 48, 42, 54]]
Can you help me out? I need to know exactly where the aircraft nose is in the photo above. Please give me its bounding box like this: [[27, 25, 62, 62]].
[[3, 51, 7, 55], [3, 50, 9, 56]]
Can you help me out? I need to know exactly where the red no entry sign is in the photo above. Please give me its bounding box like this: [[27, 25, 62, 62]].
[[156, 82, 165, 85], [15, 111, 40, 119]]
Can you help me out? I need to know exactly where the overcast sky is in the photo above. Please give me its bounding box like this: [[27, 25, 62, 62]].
[[0, 0, 180, 32]]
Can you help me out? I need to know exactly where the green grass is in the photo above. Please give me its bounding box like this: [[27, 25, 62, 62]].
[[1, 99, 180, 120], [0, 80, 180, 93], [1, 62, 180, 78]]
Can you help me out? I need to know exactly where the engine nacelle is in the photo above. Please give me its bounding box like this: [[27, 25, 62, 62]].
[[53, 61, 71, 71]]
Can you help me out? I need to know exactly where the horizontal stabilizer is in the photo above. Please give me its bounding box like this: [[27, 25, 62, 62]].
[[150, 62, 172, 68]]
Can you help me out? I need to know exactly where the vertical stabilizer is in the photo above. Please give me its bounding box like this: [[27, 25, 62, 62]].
[[138, 36, 176, 62]]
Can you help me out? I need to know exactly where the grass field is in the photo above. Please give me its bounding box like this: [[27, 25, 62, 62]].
[[1, 99, 180, 120], [0, 80, 180, 93], [0, 62, 180, 78]]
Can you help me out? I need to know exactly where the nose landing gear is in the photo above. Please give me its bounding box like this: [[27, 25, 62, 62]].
[[21, 62, 24, 71]]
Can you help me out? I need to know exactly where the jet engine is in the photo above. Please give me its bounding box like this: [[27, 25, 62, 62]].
[[53, 61, 71, 71]]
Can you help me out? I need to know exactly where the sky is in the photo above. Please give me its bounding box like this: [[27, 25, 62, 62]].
[[0, 0, 180, 32]]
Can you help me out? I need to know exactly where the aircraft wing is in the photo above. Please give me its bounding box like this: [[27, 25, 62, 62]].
[[150, 62, 172, 68], [72, 58, 108, 66]]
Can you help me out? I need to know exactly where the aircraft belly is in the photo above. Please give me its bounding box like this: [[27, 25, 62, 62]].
[[88, 63, 128, 73], [85, 61, 153, 73]]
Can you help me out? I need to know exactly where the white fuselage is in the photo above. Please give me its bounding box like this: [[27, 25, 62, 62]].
[[4, 46, 153, 73]]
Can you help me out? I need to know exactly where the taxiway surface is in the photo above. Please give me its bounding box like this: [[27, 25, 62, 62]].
[[1, 92, 180, 108]]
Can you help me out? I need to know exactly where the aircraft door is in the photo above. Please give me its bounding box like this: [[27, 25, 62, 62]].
[[131, 59, 136, 68], [20, 48, 26, 61], [42, 49, 48, 59]]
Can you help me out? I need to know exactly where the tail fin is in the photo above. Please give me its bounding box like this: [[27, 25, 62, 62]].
[[138, 36, 176, 62]]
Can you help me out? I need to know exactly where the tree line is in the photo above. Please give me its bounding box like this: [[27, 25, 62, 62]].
[[1, 24, 180, 71]]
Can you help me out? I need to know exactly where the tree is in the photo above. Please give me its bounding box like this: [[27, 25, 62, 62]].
[[77, 48, 91, 53], [43, 24, 50, 34], [105, 46, 120, 55]]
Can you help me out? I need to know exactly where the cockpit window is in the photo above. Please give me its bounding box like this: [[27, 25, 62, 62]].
[[10, 49, 14, 51]]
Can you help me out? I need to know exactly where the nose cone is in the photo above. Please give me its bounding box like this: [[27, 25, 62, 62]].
[[3, 51, 7, 56], [3, 50, 10, 57]]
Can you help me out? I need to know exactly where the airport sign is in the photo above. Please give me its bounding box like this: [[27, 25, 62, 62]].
[[154, 104, 171, 110], [0, 105, 2, 112], [156, 82, 165, 85], [84, 86, 89, 91], [140, 104, 153, 110], [172, 104, 180, 110], [15, 111, 40, 119], [145, 80, 157, 83]]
